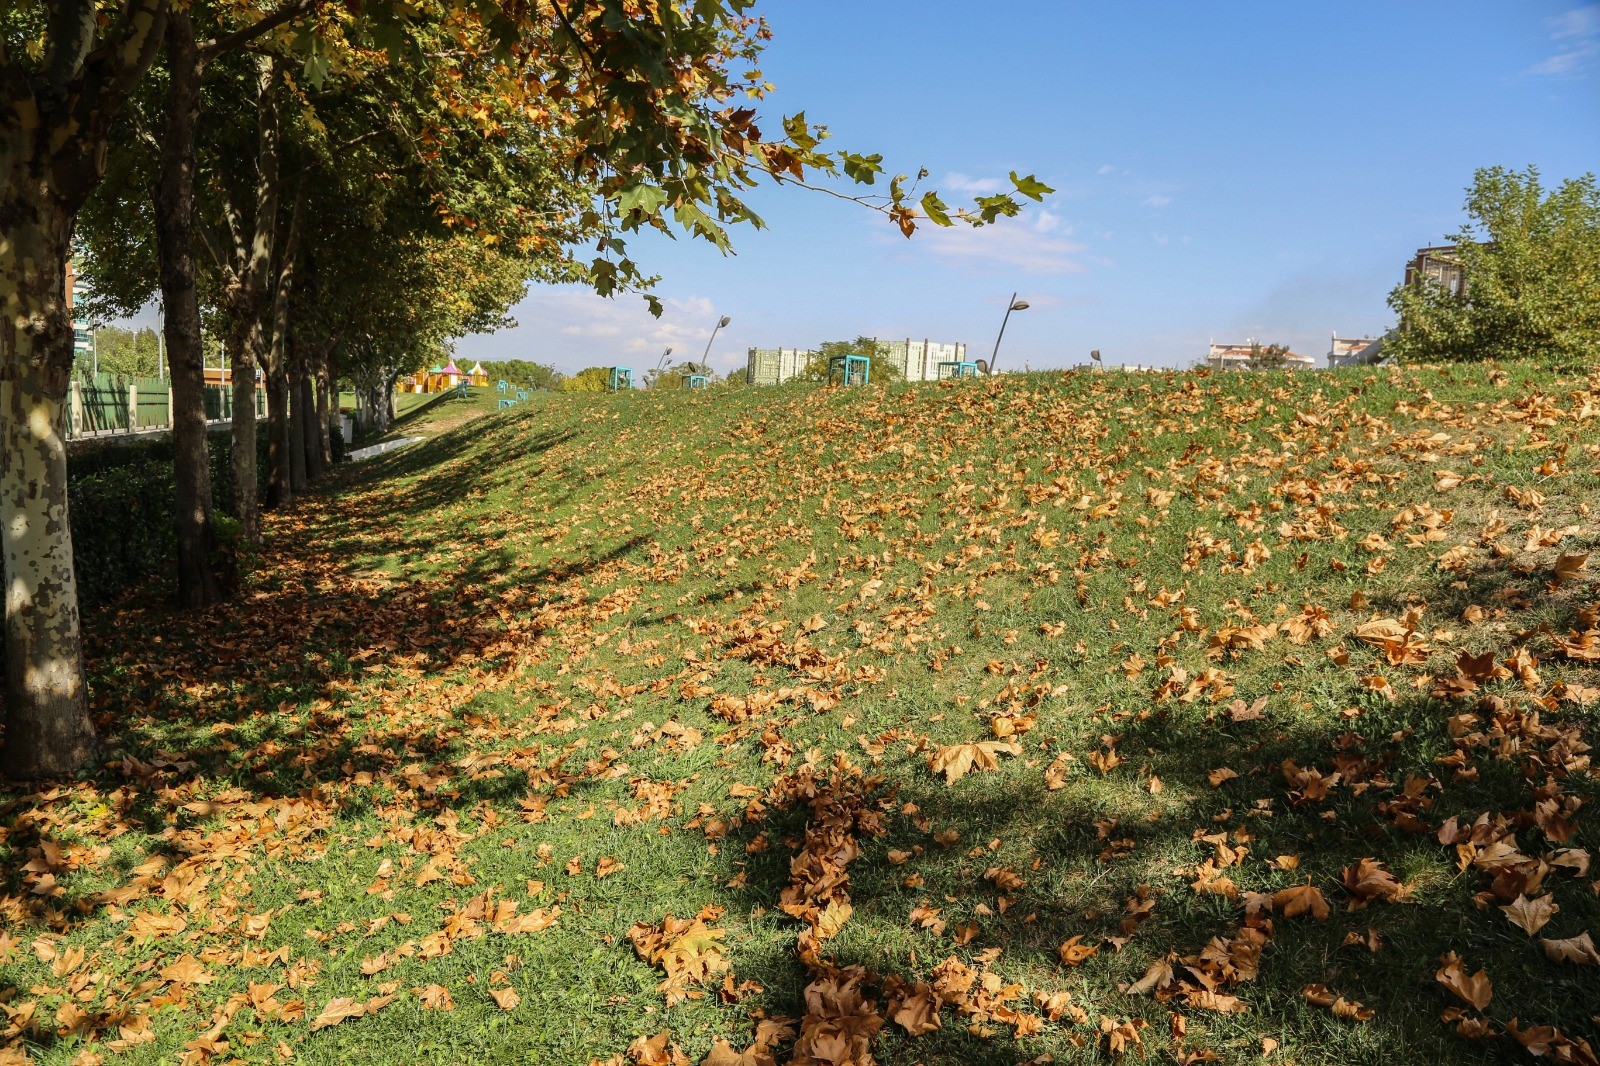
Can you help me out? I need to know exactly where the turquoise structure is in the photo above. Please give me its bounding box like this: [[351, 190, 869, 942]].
[[684, 374, 709, 389], [827, 353, 871, 387], [609, 367, 633, 391], [937, 360, 980, 380]]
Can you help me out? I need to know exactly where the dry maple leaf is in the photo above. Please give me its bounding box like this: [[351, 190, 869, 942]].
[[1125, 957, 1174, 995], [1435, 953, 1492, 1011], [928, 740, 1019, 784], [489, 985, 520, 1011], [891, 985, 943, 1036], [1501, 894, 1558, 936], [1341, 858, 1408, 904], [416, 984, 454, 1011], [1301, 984, 1374, 1022], [1352, 618, 1410, 646], [1272, 882, 1330, 921], [1058, 935, 1099, 967], [1553, 552, 1590, 583], [629, 916, 729, 1003], [309, 997, 367, 1031], [627, 1030, 690, 1066], [701, 1039, 777, 1066], [1540, 932, 1600, 965]]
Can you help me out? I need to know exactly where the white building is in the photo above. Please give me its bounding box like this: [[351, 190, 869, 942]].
[[746, 338, 969, 386], [745, 347, 815, 386], [1328, 333, 1383, 368], [1206, 340, 1316, 372], [883, 339, 968, 382]]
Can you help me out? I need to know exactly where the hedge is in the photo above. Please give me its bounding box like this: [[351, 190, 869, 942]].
[[0, 425, 342, 612]]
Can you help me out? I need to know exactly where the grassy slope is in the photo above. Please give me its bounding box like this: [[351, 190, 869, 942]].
[[4, 364, 1599, 1065]]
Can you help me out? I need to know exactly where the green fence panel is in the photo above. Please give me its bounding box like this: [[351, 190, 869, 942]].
[[77, 374, 131, 433], [133, 376, 169, 428]]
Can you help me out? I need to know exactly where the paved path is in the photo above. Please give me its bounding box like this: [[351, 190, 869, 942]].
[[347, 436, 423, 462]]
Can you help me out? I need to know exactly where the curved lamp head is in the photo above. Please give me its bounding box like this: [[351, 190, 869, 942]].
[[717, 316, 731, 328], [1010, 299, 1030, 312], [664, 346, 674, 356]]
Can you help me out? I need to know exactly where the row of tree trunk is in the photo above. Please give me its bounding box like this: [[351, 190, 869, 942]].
[[2, 9, 343, 778]]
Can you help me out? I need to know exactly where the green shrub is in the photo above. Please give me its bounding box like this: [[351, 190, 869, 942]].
[[68, 461, 176, 608]]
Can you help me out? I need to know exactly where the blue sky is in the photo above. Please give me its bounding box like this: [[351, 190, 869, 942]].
[[472, 0, 1599, 376]]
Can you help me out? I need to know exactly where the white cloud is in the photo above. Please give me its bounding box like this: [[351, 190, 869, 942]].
[[941, 172, 1009, 194], [1141, 194, 1173, 208], [1528, 3, 1600, 75], [1096, 164, 1116, 176], [463, 288, 747, 373], [907, 210, 1089, 275]]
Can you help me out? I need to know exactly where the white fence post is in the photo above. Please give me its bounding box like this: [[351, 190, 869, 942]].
[[128, 383, 137, 430]]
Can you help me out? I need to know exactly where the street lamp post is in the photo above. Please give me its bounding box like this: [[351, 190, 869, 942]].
[[700, 315, 730, 375], [654, 346, 674, 374], [987, 293, 1029, 375]]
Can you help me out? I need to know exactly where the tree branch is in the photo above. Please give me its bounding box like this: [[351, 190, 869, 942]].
[[199, 0, 317, 63], [550, 1, 600, 70]]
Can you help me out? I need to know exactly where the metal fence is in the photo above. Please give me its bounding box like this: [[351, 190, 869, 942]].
[[68, 373, 264, 440]]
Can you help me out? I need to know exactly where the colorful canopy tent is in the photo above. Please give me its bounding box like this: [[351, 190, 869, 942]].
[[408, 360, 467, 394], [468, 361, 490, 387]]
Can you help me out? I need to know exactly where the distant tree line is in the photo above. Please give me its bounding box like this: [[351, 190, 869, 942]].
[[476, 359, 565, 392]]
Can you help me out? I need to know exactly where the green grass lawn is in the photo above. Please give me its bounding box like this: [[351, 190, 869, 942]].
[[4, 363, 1598, 1065]]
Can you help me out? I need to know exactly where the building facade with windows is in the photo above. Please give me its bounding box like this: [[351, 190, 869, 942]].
[[1205, 341, 1316, 372], [746, 338, 970, 386]]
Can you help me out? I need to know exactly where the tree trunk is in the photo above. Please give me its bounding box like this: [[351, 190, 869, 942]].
[[265, 166, 303, 508], [154, 10, 221, 607], [0, 204, 95, 779], [288, 362, 308, 490], [265, 367, 292, 508], [228, 324, 261, 540], [0, 0, 169, 778], [300, 369, 322, 480], [225, 56, 281, 541], [315, 353, 333, 466]]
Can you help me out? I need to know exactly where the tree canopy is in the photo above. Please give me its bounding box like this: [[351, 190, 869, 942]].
[[1387, 166, 1600, 366]]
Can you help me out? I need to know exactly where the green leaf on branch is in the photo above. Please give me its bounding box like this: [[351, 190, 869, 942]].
[[920, 191, 952, 227], [841, 153, 884, 185], [617, 183, 669, 221], [974, 193, 1022, 224], [1010, 172, 1054, 201]]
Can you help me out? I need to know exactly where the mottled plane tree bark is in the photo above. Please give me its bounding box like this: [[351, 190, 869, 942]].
[[0, 0, 168, 778]]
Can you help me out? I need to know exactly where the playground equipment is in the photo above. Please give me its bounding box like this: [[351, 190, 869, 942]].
[[609, 367, 633, 392], [498, 398, 517, 409], [497, 380, 509, 394], [455, 381, 470, 398], [936, 360, 980, 380], [827, 353, 871, 387], [683, 373, 709, 389], [516, 389, 529, 402]]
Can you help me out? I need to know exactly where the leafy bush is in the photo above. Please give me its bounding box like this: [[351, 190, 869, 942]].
[[68, 461, 176, 608], [1387, 166, 1600, 366], [559, 367, 615, 393], [26, 433, 277, 608]]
